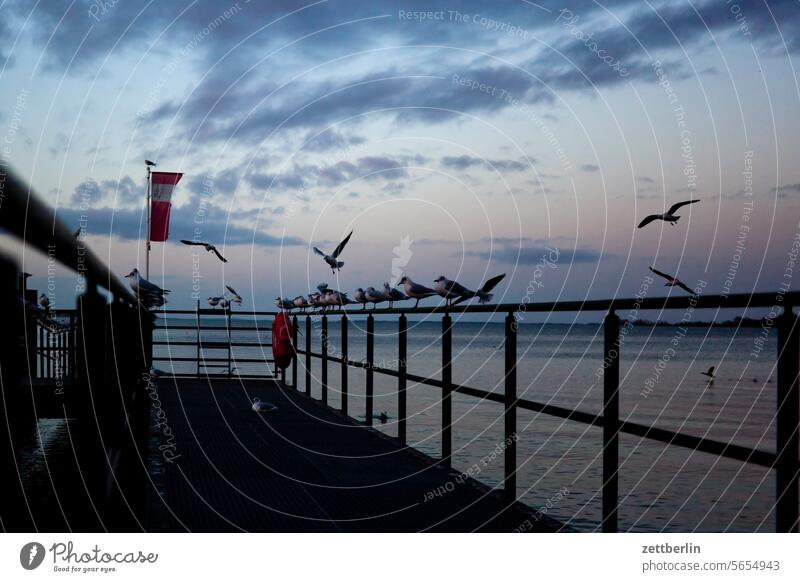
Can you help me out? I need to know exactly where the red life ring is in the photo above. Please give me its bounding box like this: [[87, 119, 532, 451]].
[[272, 312, 295, 370]]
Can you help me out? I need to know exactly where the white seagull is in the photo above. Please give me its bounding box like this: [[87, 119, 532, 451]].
[[451, 273, 506, 306], [353, 288, 370, 309], [180, 239, 227, 262], [251, 397, 278, 412], [218, 297, 231, 309], [292, 295, 310, 311], [638, 200, 700, 228], [434, 276, 474, 306], [397, 276, 437, 308], [649, 266, 695, 295], [207, 296, 223, 308], [382, 282, 408, 307], [313, 230, 353, 273], [124, 268, 170, 308], [274, 297, 294, 310], [364, 286, 386, 308]]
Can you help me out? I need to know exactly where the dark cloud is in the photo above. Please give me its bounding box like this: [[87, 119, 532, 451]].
[[774, 183, 800, 198], [465, 239, 604, 265], [441, 155, 529, 172], [302, 129, 365, 153], [580, 164, 599, 172]]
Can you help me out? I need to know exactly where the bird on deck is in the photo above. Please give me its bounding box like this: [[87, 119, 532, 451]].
[[451, 273, 506, 306], [124, 268, 170, 308], [649, 266, 695, 295], [180, 239, 227, 262], [251, 397, 278, 412], [397, 276, 437, 308], [434, 276, 474, 306], [382, 282, 408, 307], [364, 286, 386, 308], [313, 230, 353, 273], [637, 200, 699, 229]]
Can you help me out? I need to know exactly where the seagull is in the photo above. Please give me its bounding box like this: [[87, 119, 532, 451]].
[[218, 297, 231, 309], [274, 297, 294, 310], [353, 288, 369, 309], [637, 200, 700, 228], [251, 397, 278, 412], [382, 282, 408, 307], [701, 366, 716, 379], [225, 285, 242, 304], [124, 268, 170, 308], [38, 293, 50, 316], [180, 239, 227, 262], [313, 230, 353, 273], [434, 276, 474, 306], [649, 266, 695, 295], [207, 296, 223, 308], [365, 286, 386, 308], [327, 290, 353, 310], [397, 276, 437, 308], [292, 295, 310, 311], [451, 273, 506, 306], [149, 367, 167, 378], [145, 159, 157, 167]]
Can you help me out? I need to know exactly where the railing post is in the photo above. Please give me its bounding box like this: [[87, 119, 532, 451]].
[[602, 310, 620, 533], [776, 305, 799, 533], [442, 313, 453, 467], [398, 313, 407, 445], [341, 315, 348, 415], [504, 312, 517, 502], [366, 314, 374, 426], [195, 300, 200, 378], [292, 315, 298, 389], [321, 315, 328, 404], [305, 316, 311, 396]]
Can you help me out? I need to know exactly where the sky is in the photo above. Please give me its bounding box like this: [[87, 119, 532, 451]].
[[1, 0, 799, 319]]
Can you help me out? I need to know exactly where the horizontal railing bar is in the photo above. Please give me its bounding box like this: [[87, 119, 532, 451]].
[[295, 348, 783, 469], [284, 291, 798, 316], [154, 326, 271, 331], [155, 309, 281, 316], [153, 356, 274, 363]]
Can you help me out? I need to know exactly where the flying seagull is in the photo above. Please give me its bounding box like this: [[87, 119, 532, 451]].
[[397, 276, 437, 308], [180, 239, 227, 262], [434, 276, 474, 306], [638, 200, 699, 228], [649, 266, 695, 295], [314, 230, 353, 273], [225, 285, 242, 304], [701, 366, 716, 379], [451, 273, 506, 306], [124, 268, 170, 308]]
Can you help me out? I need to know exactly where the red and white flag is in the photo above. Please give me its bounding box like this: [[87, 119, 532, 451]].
[[149, 171, 183, 242]]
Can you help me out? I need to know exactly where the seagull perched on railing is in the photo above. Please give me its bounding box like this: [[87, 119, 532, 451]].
[[314, 230, 353, 273], [365, 286, 386, 308], [638, 200, 699, 228], [275, 297, 294, 310], [124, 268, 170, 308], [382, 282, 408, 307], [225, 285, 242, 304], [353, 288, 369, 309], [649, 266, 695, 295], [38, 293, 50, 317], [397, 276, 437, 308], [451, 273, 506, 306], [207, 296, 223, 308], [292, 295, 310, 311], [434, 276, 474, 306], [180, 239, 227, 262]]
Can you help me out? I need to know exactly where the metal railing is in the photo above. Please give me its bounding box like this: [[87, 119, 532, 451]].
[[153, 302, 279, 379], [286, 291, 800, 533]]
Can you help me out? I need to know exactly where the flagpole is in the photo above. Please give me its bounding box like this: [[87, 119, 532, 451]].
[[146, 165, 151, 279]]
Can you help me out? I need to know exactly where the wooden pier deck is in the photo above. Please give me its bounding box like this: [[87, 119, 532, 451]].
[[146, 378, 562, 532]]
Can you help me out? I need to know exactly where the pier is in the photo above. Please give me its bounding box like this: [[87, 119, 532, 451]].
[[1, 170, 798, 532]]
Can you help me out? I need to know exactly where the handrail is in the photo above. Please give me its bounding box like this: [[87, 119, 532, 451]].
[[0, 169, 137, 306]]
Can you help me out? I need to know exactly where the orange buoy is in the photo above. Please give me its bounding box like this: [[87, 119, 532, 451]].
[[272, 312, 295, 370]]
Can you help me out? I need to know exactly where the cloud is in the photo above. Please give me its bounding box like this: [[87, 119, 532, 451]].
[[580, 164, 599, 172], [301, 129, 365, 153], [440, 155, 529, 172], [68, 176, 140, 206], [463, 237, 605, 265], [774, 183, 800, 198]]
